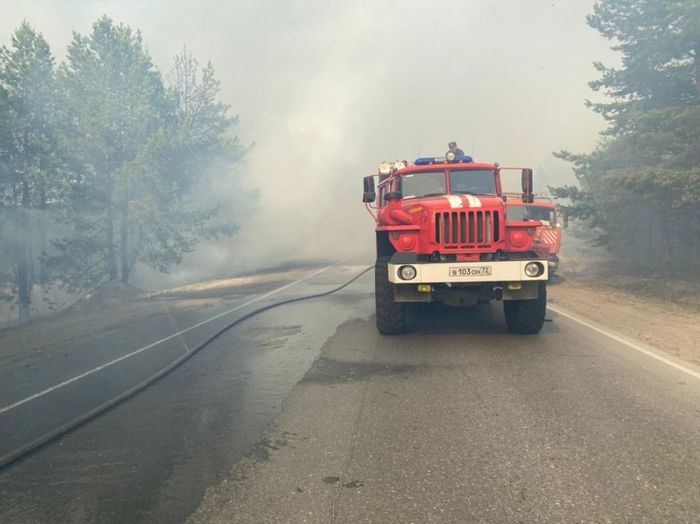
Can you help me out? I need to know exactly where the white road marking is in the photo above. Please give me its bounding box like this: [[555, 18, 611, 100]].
[[0, 259, 350, 415], [548, 304, 700, 381]]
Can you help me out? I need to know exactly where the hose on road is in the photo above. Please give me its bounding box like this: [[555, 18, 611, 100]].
[[0, 265, 374, 471]]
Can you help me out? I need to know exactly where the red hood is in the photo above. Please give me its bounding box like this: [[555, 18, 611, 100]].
[[401, 194, 504, 211]]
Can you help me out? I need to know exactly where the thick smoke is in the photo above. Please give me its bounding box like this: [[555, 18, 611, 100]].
[[1, 0, 617, 287]]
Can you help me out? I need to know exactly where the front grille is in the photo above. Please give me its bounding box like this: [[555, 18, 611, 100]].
[[434, 210, 501, 248]]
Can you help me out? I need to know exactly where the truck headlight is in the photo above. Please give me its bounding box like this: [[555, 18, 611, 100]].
[[524, 262, 544, 277], [398, 265, 417, 281], [446, 151, 456, 162]]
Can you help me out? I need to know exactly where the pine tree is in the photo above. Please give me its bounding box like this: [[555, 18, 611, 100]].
[[553, 0, 700, 277], [52, 20, 244, 289], [56, 16, 168, 287], [0, 22, 57, 322]]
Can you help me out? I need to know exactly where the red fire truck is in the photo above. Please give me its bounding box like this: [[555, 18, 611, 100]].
[[363, 154, 548, 335], [505, 195, 562, 274]]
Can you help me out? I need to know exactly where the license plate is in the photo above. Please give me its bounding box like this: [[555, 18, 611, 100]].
[[449, 266, 492, 277]]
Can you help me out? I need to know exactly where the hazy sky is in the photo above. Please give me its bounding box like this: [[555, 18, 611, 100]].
[[1, 0, 618, 283]]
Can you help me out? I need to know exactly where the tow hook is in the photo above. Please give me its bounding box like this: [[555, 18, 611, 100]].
[[492, 285, 503, 300]]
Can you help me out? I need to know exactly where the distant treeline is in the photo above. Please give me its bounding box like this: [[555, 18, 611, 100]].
[[0, 17, 245, 323], [552, 0, 700, 277]]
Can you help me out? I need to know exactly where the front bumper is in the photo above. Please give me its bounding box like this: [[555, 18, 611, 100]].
[[388, 258, 548, 284], [548, 254, 560, 272]]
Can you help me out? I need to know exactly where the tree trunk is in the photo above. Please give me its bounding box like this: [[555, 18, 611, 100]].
[[17, 259, 31, 323], [17, 180, 32, 323], [106, 203, 118, 281], [120, 195, 130, 283], [695, 43, 700, 94], [38, 183, 48, 284], [694, 204, 700, 279], [104, 161, 118, 281]]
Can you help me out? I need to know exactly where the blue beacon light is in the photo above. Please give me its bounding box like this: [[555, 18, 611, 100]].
[[414, 155, 473, 165]]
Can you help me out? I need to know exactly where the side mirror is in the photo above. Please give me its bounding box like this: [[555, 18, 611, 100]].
[[362, 176, 376, 203], [521, 168, 533, 203]]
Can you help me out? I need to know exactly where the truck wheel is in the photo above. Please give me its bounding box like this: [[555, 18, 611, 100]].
[[503, 282, 546, 334], [375, 256, 406, 335]]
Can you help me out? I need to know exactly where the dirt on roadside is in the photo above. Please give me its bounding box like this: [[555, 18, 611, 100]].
[[550, 255, 700, 367]]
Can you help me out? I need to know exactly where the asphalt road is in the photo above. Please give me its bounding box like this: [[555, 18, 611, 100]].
[[2, 261, 700, 523], [0, 262, 372, 523]]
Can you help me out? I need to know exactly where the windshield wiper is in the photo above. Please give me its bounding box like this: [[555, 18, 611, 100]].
[[453, 190, 493, 196], [420, 192, 446, 198]]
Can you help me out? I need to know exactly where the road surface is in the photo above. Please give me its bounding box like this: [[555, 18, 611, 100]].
[[1, 261, 699, 523]]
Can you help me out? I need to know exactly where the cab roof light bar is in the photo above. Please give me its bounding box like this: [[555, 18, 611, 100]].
[[414, 155, 474, 165]]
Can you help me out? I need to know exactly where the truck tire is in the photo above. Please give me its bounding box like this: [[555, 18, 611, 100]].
[[375, 256, 406, 335], [503, 282, 546, 334]]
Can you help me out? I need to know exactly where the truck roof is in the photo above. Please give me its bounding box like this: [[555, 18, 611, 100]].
[[395, 162, 498, 175]]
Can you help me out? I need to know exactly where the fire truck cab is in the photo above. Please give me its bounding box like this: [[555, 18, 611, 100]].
[[363, 155, 548, 335], [505, 195, 562, 274]]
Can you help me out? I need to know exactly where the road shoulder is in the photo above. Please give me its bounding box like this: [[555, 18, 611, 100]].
[[549, 275, 700, 366]]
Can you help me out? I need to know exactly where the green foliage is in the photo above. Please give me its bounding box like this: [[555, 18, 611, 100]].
[[0, 22, 57, 321], [586, 0, 699, 134], [0, 17, 246, 319], [0, 22, 57, 208], [553, 0, 700, 277], [133, 46, 246, 272], [55, 17, 171, 285], [49, 18, 244, 291]]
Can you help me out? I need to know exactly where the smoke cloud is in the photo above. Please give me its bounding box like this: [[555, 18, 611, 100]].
[[1, 0, 617, 287]]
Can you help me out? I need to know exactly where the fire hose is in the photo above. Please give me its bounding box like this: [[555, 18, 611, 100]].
[[0, 265, 374, 471]]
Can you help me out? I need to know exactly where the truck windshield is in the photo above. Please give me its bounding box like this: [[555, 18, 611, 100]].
[[507, 205, 556, 223], [449, 169, 496, 195], [398, 171, 447, 199]]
